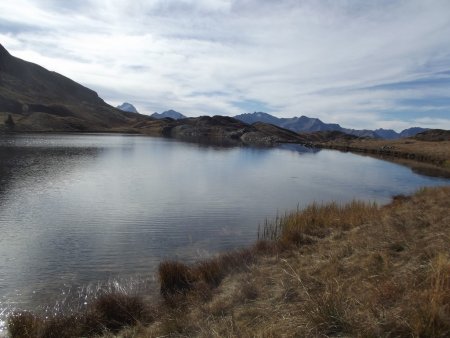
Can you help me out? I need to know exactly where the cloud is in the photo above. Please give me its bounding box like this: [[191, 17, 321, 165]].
[[1, 0, 449, 131]]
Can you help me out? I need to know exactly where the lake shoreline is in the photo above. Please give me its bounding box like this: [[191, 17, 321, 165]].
[[6, 185, 450, 337], [2, 132, 449, 336], [310, 134, 450, 178], [2, 130, 450, 179]]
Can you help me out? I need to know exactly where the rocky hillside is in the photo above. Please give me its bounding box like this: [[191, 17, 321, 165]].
[[412, 129, 450, 142], [131, 115, 304, 145], [0, 44, 148, 132]]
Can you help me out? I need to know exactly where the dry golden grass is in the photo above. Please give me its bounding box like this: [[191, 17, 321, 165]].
[[317, 137, 450, 171], [101, 185, 449, 337], [9, 186, 450, 337], [263, 200, 378, 244]]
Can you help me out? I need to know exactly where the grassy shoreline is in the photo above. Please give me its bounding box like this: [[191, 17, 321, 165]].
[[7, 186, 450, 337], [312, 136, 450, 178], [3, 129, 449, 180]]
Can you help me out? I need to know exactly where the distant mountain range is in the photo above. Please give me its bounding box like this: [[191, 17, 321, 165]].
[[234, 112, 427, 139], [116, 105, 187, 120], [0, 45, 308, 144], [117, 102, 139, 114], [151, 110, 186, 120], [0, 43, 431, 141]]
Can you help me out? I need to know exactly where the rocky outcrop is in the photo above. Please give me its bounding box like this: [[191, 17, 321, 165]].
[[132, 115, 305, 145]]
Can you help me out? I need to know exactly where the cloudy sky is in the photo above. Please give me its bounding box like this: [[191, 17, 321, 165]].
[[1, 0, 450, 130]]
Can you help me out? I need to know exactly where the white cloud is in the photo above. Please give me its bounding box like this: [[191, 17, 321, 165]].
[[1, 0, 450, 131], [413, 117, 450, 130]]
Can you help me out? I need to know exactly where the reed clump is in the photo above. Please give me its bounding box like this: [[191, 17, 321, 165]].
[[8, 292, 153, 337], [260, 200, 379, 245], [159, 248, 256, 300]]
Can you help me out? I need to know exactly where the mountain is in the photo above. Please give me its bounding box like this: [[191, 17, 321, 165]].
[[234, 112, 280, 125], [234, 112, 427, 139], [151, 110, 186, 120], [281, 116, 341, 133], [236, 112, 346, 133], [235, 112, 336, 132], [117, 102, 138, 114], [373, 127, 428, 139], [400, 127, 428, 138], [373, 128, 399, 140], [0, 44, 148, 132], [0, 44, 429, 145], [0, 45, 348, 145]]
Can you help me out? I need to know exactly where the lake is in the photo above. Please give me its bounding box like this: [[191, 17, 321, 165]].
[[0, 133, 448, 330]]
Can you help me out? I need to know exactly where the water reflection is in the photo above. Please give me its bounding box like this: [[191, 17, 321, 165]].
[[0, 133, 448, 329]]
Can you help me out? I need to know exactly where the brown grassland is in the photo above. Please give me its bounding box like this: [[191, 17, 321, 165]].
[[8, 185, 450, 337], [313, 133, 450, 177]]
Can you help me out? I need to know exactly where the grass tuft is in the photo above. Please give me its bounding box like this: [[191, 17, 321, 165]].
[[7, 293, 152, 338], [7, 311, 41, 338], [86, 292, 152, 334], [261, 200, 379, 244], [304, 282, 353, 336], [158, 248, 257, 301], [159, 261, 193, 297], [411, 253, 450, 337]]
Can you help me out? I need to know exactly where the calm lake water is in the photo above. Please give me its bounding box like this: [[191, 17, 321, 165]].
[[0, 133, 448, 329]]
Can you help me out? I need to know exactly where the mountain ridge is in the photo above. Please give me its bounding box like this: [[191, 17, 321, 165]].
[[0, 43, 148, 132], [151, 110, 186, 120], [0, 45, 304, 145], [234, 112, 427, 139], [117, 102, 139, 114], [0, 44, 431, 143]]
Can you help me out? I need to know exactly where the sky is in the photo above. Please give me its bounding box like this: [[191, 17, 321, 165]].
[[1, 0, 450, 131]]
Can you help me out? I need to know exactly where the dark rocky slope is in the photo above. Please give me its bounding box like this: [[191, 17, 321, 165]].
[[131, 115, 305, 145], [0, 44, 148, 132]]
